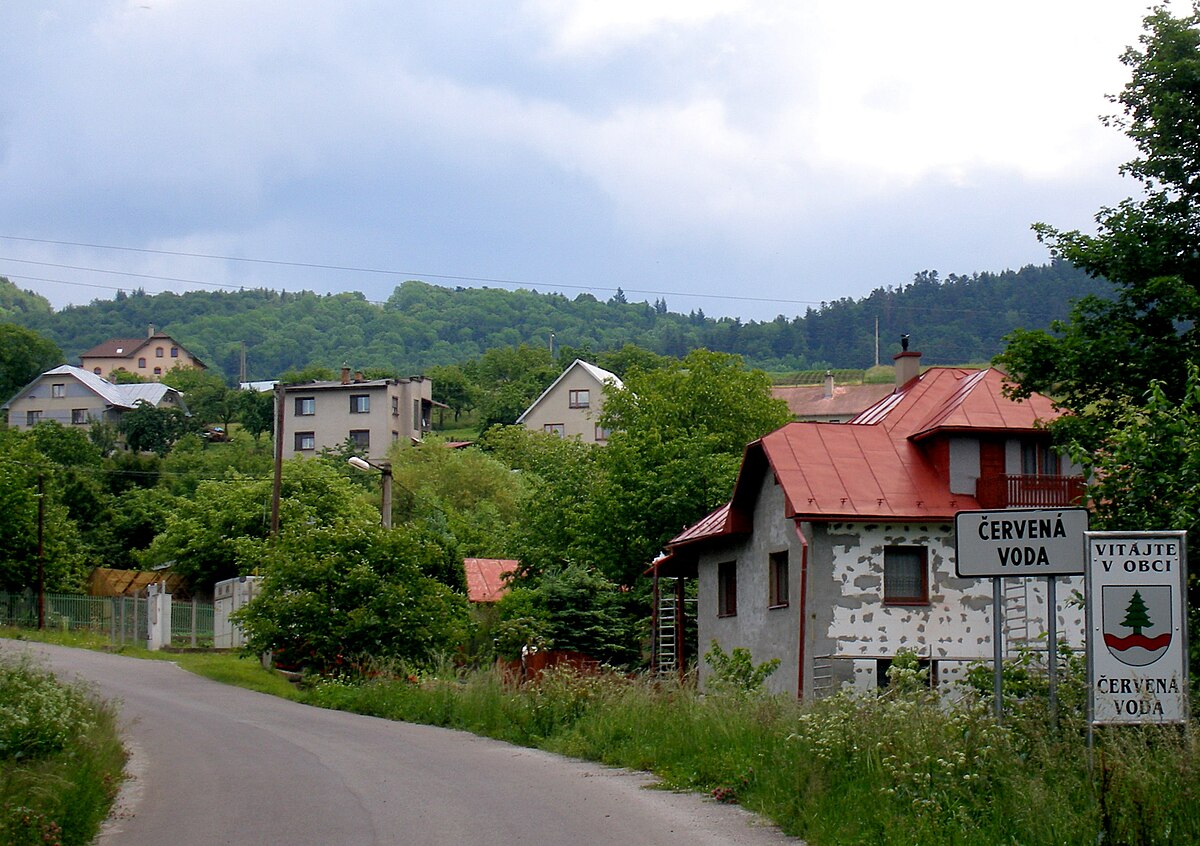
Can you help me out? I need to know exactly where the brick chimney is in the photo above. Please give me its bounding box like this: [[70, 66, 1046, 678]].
[[823, 370, 834, 399], [340, 366, 351, 385], [893, 350, 922, 387]]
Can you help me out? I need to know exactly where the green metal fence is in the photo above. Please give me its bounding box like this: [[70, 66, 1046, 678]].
[[0, 591, 215, 648]]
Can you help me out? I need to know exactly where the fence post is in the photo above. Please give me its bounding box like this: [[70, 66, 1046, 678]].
[[191, 597, 198, 648]]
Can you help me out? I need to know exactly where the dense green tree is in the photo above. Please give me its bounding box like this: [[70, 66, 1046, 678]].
[[479, 425, 599, 579], [468, 344, 558, 432], [237, 388, 275, 440], [1000, 5, 1200, 443], [494, 564, 639, 665], [145, 458, 377, 591], [385, 439, 523, 564], [427, 364, 476, 422], [119, 403, 194, 456], [0, 430, 88, 593], [162, 366, 235, 428], [590, 349, 792, 586], [234, 522, 471, 674], [0, 323, 62, 405]]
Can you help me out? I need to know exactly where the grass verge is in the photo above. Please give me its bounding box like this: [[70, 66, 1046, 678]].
[[0, 655, 126, 846]]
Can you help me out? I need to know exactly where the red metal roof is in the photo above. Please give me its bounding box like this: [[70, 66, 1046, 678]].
[[666, 365, 1066, 550], [463, 558, 516, 603]]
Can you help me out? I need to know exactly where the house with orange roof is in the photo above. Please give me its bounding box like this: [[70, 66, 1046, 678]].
[[652, 347, 1087, 698], [463, 558, 516, 604], [79, 325, 205, 381]]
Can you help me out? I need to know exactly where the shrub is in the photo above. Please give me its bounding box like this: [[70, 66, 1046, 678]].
[[0, 658, 94, 761]]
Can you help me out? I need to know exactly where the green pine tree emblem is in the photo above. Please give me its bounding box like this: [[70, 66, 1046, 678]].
[[1121, 590, 1153, 636]]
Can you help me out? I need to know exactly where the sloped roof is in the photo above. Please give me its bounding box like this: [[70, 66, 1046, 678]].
[[79, 333, 206, 369], [79, 337, 149, 358], [771, 383, 894, 420], [463, 558, 516, 603], [2, 365, 183, 411], [666, 365, 1064, 550], [516, 359, 623, 424]]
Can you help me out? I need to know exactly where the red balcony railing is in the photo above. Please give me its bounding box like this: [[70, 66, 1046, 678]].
[[975, 474, 1085, 509]]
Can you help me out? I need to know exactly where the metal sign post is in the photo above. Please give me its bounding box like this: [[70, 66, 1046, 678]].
[[955, 508, 1089, 720]]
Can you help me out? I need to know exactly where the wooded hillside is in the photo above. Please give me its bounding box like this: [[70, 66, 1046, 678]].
[[2, 260, 1110, 380]]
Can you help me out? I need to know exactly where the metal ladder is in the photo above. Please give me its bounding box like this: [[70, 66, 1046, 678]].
[[1003, 577, 1032, 657], [654, 578, 695, 676]]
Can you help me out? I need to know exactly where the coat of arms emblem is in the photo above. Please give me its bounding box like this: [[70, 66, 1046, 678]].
[[1101, 585, 1172, 667]]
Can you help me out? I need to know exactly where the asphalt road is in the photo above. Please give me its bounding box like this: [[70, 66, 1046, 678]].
[[3, 641, 801, 846]]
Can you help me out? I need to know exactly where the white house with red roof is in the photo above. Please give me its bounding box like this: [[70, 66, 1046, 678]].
[[652, 349, 1087, 698]]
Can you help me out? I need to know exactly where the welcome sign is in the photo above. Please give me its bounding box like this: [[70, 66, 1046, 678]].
[[1086, 531, 1189, 724]]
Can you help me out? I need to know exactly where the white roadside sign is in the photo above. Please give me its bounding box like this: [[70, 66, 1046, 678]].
[[954, 508, 1089, 578], [1086, 531, 1189, 725]]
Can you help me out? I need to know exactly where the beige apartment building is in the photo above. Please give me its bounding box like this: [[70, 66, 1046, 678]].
[[280, 369, 434, 462], [79, 325, 205, 381]]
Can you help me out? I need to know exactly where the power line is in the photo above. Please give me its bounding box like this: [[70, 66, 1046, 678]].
[[0, 234, 829, 308]]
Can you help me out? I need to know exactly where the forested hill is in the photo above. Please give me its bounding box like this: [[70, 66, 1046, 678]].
[[3, 261, 1110, 380]]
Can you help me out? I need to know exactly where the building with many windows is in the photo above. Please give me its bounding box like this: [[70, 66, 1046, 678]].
[[279, 368, 434, 462], [651, 348, 1087, 698], [3, 365, 187, 430], [78, 325, 206, 381]]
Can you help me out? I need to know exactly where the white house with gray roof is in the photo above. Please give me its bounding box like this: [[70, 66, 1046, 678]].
[[2, 365, 188, 430]]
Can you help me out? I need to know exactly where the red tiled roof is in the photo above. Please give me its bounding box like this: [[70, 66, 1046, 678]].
[[463, 558, 516, 603]]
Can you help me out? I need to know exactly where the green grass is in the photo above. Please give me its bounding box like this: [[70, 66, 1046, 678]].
[[0, 656, 126, 846], [7, 628, 1200, 845]]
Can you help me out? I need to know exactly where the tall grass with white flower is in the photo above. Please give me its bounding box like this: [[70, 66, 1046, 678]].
[[0, 656, 126, 846]]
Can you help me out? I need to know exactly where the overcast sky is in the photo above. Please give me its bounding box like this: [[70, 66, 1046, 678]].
[[0, 2, 1172, 323]]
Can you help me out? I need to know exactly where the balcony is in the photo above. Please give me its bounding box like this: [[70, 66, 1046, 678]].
[[975, 474, 1085, 509]]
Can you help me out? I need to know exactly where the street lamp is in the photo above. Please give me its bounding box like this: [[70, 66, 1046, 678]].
[[348, 456, 393, 529]]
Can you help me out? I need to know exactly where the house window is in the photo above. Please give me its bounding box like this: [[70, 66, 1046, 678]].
[[137, 357, 147, 369], [295, 431, 315, 451], [1021, 442, 1061, 475], [51, 383, 65, 398], [156, 347, 164, 358], [544, 423, 565, 437], [93, 367, 102, 375], [349, 429, 370, 449], [413, 399, 421, 431], [594, 424, 611, 442], [71, 409, 88, 425], [153, 367, 162, 376], [569, 389, 590, 409], [392, 430, 399, 442], [392, 396, 399, 416], [170, 347, 179, 358], [718, 561, 738, 617], [295, 397, 316, 416], [884, 545, 928, 605], [350, 394, 370, 414], [769, 550, 789, 608], [26, 410, 42, 426]]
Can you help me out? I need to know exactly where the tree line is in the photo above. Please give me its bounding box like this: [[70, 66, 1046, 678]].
[[2, 259, 1109, 384]]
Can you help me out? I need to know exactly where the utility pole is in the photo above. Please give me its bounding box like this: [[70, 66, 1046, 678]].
[[37, 473, 45, 630], [270, 383, 284, 537]]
